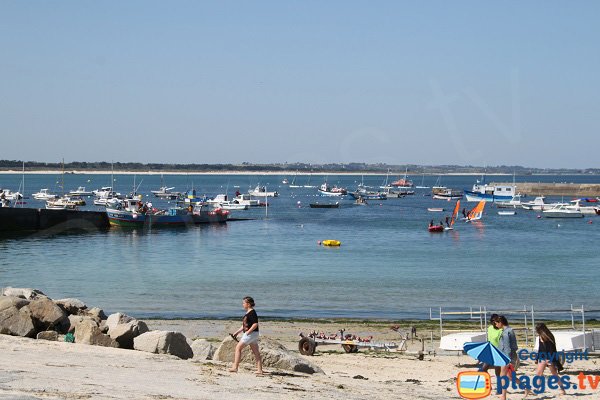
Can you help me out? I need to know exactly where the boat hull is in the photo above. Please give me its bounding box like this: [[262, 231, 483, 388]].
[[464, 191, 513, 202]]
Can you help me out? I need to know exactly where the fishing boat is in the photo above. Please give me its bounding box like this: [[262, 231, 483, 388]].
[[32, 188, 58, 200], [318, 182, 347, 196], [464, 176, 516, 202], [348, 189, 386, 200], [68, 186, 93, 196], [445, 200, 461, 231], [463, 200, 486, 222], [542, 203, 584, 218], [248, 185, 278, 197], [309, 202, 340, 209], [432, 188, 463, 200], [106, 198, 227, 227], [45, 197, 78, 210]]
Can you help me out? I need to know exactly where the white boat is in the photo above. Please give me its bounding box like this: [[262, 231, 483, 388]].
[[151, 186, 181, 199], [432, 188, 462, 200], [45, 197, 78, 210], [427, 208, 444, 212], [68, 186, 93, 196], [248, 185, 278, 197], [521, 196, 560, 211], [303, 174, 316, 188], [32, 188, 58, 200], [415, 174, 430, 189], [282, 178, 289, 185], [498, 210, 516, 216], [0, 189, 23, 200], [93, 186, 114, 197], [542, 203, 584, 218], [206, 194, 248, 210], [566, 199, 598, 215], [495, 194, 523, 208], [464, 180, 516, 202], [439, 332, 487, 351], [289, 172, 303, 188], [535, 331, 593, 351], [318, 182, 347, 196], [233, 193, 261, 207]]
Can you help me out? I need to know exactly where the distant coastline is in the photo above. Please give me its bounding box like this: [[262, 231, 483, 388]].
[[0, 170, 596, 176]]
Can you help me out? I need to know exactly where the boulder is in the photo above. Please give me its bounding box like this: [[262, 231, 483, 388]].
[[85, 307, 107, 322], [28, 297, 68, 332], [108, 320, 149, 349], [1, 287, 46, 300], [191, 339, 216, 360], [213, 336, 323, 374], [74, 319, 118, 348], [54, 298, 87, 315], [134, 331, 193, 360], [37, 331, 58, 341], [106, 313, 134, 332], [0, 297, 36, 338]]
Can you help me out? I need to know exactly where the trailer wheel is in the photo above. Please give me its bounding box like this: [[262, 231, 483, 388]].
[[342, 344, 358, 353], [299, 337, 316, 356]]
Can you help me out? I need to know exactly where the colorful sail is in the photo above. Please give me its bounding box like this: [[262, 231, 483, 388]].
[[466, 200, 485, 222], [450, 200, 461, 227]]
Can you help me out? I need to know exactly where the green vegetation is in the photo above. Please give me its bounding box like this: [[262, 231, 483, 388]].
[[1, 159, 598, 174]]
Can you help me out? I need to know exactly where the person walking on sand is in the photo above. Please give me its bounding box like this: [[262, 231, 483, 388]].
[[523, 323, 566, 397], [229, 296, 263, 375], [497, 316, 519, 400], [481, 314, 502, 376]]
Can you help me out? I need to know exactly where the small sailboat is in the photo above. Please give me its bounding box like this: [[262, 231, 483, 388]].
[[445, 200, 461, 231], [415, 174, 430, 189], [463, 200, 485, 222], [304, 173, 316, 188], [289, 172, 302, 188]]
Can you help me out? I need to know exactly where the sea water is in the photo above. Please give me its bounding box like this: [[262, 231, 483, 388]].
[[1, 173, 599, 320]]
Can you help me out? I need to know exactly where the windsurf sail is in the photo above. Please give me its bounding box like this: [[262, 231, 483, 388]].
[[450, 200, 461, 227], [466, 200, 485, 222]]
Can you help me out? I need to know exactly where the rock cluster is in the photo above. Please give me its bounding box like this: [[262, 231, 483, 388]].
[[1, 287, 322, 373]]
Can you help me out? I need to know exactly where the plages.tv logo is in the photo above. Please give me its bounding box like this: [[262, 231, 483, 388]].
[[456, 371, 492, 399]]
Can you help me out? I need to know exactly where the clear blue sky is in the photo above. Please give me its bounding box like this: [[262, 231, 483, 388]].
[[1, 1, 598, 168]]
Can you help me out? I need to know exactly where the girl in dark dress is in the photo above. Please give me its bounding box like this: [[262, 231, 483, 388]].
[[229, 296, 263, 375], [524, 323, 566, 397]]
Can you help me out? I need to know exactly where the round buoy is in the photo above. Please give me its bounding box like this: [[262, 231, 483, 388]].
[[588, 220, 593, 224], [317, 240, 322, 245], [537, 215, 542, 219]]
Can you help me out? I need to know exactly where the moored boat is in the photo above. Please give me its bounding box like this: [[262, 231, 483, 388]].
[[542, 203, 584, 218], [68, 186, 93, 196], [32, 188, 59, 201], [318, 183, 347, 196], [309, 202, 340, 209], [248, 185, 278, 197], [432, 188, 463, 200]]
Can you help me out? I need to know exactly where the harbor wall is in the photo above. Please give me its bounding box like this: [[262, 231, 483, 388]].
[[491, 183, 600, 197], [0, 208, 109, 232]]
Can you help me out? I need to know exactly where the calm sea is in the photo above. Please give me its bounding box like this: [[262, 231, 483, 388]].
[[1, 173, 599, 320]]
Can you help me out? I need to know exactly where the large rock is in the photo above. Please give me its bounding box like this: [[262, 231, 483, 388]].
[[134, 331, 193, 360], [54, 298, 87, 315], [85, 307, 107, 322], [74, 318, 118, 348], [106, 313, 134, 332], [108, 320, 149, 349], [213, 336, 323, 374], [0, 297, 35, 337], [1, 287, 46, 300], [28, 297, 68, 332], [191, 339, 216, 360]]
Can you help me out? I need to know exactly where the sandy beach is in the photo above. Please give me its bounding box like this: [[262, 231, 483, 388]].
[[1, 319, 596, 399]]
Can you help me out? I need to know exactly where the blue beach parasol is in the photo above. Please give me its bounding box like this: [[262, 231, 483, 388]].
[[463, 341, 510, 367]]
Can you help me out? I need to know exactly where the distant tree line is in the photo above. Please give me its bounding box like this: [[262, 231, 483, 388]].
[[0, 160, 597, 175]]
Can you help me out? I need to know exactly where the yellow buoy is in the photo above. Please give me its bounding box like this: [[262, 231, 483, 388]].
[[321, 240, 341, 247]]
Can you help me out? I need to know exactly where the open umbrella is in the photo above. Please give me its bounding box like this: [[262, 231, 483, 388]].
[[463, 341, 510, 367]]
